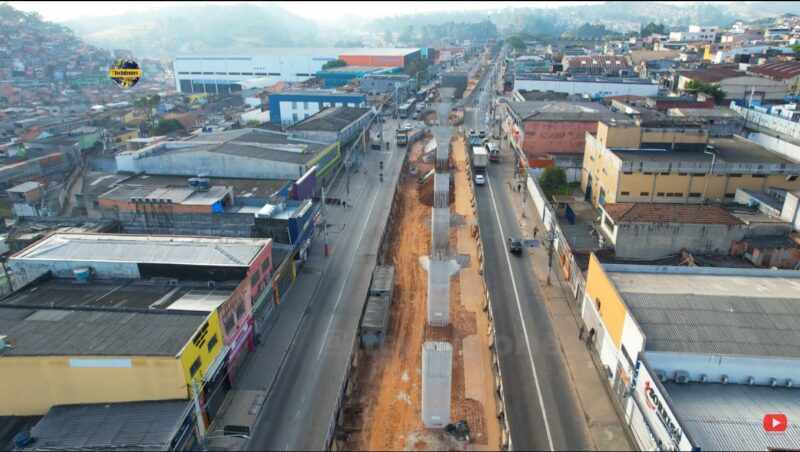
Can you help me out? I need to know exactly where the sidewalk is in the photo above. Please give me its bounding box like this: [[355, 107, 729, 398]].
[[505, 176, 634, 451]]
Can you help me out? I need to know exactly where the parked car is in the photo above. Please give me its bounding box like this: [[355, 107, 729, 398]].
[[507, 237, 522, 255]]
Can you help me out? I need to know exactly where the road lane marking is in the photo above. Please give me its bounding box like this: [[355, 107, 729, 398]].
[[486, 174, 556, 452]]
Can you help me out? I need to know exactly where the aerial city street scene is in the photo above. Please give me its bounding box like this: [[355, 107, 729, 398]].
[[1, 1, 800, 450]]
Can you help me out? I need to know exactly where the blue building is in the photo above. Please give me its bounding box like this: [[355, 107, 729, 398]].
[[268, 90, 367, 126], [315, 66, 399, 88]]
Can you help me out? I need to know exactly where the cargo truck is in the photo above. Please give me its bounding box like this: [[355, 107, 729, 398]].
[[472, 146, 488, 175]]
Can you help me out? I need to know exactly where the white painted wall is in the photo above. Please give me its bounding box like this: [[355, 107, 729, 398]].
[[514, 79, 659, 97], [781, 191, 800, 231], [645, 351, 800, 386]]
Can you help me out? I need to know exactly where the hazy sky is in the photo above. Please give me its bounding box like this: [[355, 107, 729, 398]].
[[9, 1, 599, 23]]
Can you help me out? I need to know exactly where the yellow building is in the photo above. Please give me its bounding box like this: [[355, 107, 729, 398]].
[[0, 306, 223, 416], [581, 118, 800, 207]]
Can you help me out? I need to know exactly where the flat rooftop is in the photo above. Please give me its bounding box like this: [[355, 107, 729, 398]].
[[664, 382, 800, 451], [12, 233, 270, 268], [175, 47, 419, 59], [23, 400, 190, 451], [611, 136, 796, 165], [290, 106, 372, 133], [508, 100, 624, 122], [108, 173, 288, 201], [100, 184, 229, 206], [603, 264, 800, 358], [179, 128, 329, 165], [0, 305, 206, 357]]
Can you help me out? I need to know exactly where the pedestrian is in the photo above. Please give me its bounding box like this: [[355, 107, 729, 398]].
[[533, 227, 539, 240], [578, 324, 585, 341], [587, 328, 596, 347]]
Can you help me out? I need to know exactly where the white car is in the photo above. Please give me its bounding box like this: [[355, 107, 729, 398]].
[[474, 174, 486, 185]]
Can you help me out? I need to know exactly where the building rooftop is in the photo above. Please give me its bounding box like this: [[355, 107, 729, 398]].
[[22, 400, 191, 451], [508, 101, 622, 122], [604, 264, 800, 358], [81, 172, 132, 197], [664, 382, 800, 452], [748, 60, 800, 80], [0, 306, 206, 357], [0, 278, 235, 312], [667, 107, 741, 118], [602, 203, 742, 225], [679, 66, 744, 83], [7, 181, 42, 193], [109, 173, 288, 201], [611, 136, 795, 165], [337, 47, 420, 57], [173, 128, 329, 165], [290, 106, 372, 133], [272, 90, 365, 98], [12, 233, 270, 268]]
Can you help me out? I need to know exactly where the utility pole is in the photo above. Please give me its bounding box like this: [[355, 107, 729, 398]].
[[546, 215, 555, 286], [322, 183, 329, 257]]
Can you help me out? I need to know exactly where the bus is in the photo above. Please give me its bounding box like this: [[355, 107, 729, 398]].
[[398, 100, 415, 119]]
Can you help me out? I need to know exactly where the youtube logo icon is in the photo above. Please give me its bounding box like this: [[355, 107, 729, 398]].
[[764, 413, 788, 432]]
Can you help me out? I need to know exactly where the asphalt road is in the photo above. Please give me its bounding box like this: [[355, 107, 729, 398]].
[[246, 123, 405, 451], [467, 50, 593, 451]]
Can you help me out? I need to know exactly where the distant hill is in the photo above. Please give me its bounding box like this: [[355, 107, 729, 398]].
[[0, 3, 110, 85], [65, 3, 323, 59]]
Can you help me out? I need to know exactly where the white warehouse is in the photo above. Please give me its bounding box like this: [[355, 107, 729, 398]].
[[173, 48, 346, 94]]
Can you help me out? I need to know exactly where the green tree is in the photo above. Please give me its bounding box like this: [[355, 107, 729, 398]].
[[539, 167, 567, 197], [153, 118, 184, 135], [792, 43, 800, 58], [685, 80, 726, 104], [322, 59, 347, 70], [640, 22, 667, 37], [506, 36, 526, 53]]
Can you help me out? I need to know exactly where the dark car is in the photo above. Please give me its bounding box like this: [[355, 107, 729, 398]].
[[507, 237, 523, 255]]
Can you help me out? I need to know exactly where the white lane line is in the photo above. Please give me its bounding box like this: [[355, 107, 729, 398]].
[[486, 173, 555, 452], [316, 150, 393, 359]]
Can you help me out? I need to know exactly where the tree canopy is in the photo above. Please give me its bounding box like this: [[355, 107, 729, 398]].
[[506, 36, 526, 53], [322, 59, 347, 70], [685, 80, 725, 104], [640, 22, 667, 37]]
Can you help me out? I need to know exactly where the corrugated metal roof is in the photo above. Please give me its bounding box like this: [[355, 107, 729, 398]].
[[24, 400, 189, 450], [0, 306, 205, 356], [624, 293, 800, 358], [12, 233, 269, 267], [665, 382, 800, 451]]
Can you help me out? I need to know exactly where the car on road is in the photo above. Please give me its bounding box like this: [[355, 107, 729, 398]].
[[478, 130, 487, 139], [474, 174, 486, 185], [507, 237, 523, 255]]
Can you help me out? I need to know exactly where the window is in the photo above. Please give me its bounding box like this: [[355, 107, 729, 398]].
[[207, 334, 218, 352], [688, 192, 702, 197], [678, 172, 688, 176], [659, 172, 670, 176], [260, 257, 270, 272], [643, 171, 654, 175], [672, 192, 683, 197], [620, 191, 630, 196], [189, 357, 202, 377], [728, 173, 742, 178], [178, 71, 189, 75], [291, 101, 298, 109], [215, 72, 227, 75], [190, 71, 201, 75], [640, 191, 649, 196], [241, 72, 253, 76], [303, 101, 309, 109], [202, 72, 213, 75], [724, 193, 735, 198], [657, 192, 665, 197], [250, 271, 260, 287], [623, 171, 633, 175], [269, 72, 281, 76], [752, 174, 767, 178], [292, 113, 299, 122], [255, 72, 267, 76], [236, 302, 246, 320], [224, 313, 236, 333], [229, 72, 241, 75]]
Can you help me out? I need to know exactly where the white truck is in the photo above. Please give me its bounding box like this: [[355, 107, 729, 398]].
[[472, 146, 488, 177]]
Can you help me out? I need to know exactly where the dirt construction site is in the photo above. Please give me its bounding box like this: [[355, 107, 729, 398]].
[[340, 134, 501, 451]]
